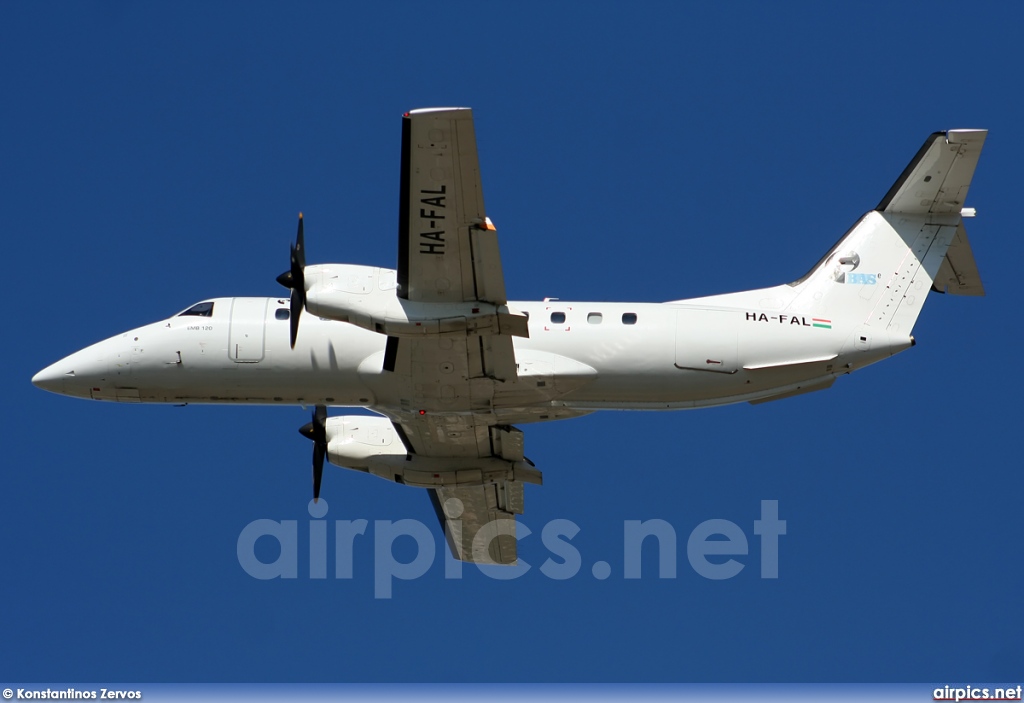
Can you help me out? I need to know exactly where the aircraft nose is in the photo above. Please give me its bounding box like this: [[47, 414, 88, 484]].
[[32, 339, 123, 399], [31, 362, 68, 394]]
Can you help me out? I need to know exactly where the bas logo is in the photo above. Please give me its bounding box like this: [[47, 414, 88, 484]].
[[831, 250, 877, 285], [847, 273, 877, 285]]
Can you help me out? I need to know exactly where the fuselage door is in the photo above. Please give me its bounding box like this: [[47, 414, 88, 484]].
[[675, 308, 739, 374], [228, 297, 267, 362]]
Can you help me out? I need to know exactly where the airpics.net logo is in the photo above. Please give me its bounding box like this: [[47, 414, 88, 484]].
[[236, 499, 787, 598]]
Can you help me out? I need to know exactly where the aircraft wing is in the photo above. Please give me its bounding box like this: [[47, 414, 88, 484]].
[[397, 107, 508, 305], [389, 107, 525, 383], [388, 108, 536, 565], [387, 390, 539, 565], [430, 482, 524, 565]]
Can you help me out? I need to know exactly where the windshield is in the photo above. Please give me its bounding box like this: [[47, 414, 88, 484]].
[[177, 301, 214, 317]]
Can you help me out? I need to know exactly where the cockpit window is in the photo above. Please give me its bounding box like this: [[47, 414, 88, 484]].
[[178, 302, 214, 317]]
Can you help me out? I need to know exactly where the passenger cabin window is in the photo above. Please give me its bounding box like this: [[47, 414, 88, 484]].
[[587, 312, 603, 324], [179, 302, 214, 317], [275, 308, 290, 320], [550, 312, 566, 324], [622, 312, 638, 325]]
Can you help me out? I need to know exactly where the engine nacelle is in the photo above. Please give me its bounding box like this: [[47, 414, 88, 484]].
[[325, 415, 542, 488], [303, 264, 528, 338], [324, 414, 406, 467]]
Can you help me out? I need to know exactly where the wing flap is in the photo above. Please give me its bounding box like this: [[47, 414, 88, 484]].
[[469, 226, 508, 305]]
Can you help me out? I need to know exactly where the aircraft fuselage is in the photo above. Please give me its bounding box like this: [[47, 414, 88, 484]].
[[32, 282, 900, 423]]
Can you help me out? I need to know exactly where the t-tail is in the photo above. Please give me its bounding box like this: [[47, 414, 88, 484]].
[[785, 129, 987, 357]]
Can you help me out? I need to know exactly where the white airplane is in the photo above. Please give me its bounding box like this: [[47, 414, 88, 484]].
[[33, 109, 986, 565]]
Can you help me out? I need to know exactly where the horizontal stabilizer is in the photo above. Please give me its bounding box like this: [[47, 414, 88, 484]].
[[932, 223, 985, 296], [877, 129, 986, 215]]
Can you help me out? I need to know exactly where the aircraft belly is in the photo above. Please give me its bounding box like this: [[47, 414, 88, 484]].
[[555, 363, 836, 410]]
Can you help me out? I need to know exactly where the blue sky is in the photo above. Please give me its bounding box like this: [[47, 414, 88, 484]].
[[3, 2, 1022, 683]]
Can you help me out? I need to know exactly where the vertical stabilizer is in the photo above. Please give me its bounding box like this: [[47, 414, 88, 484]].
[[787, 130, 986, 340]]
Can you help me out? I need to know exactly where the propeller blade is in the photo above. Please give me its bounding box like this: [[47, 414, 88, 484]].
[[313, 404, 327, 434], [295, 212, 305, 269], [289, 287, 302, 349], [313, 442, 325, 503], [276, 214, 307, 348], [299, 405, 328, 503]]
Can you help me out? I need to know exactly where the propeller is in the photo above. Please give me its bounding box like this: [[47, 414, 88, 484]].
[[298, 404, 328, 502], [276, 213, 306, 348]]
